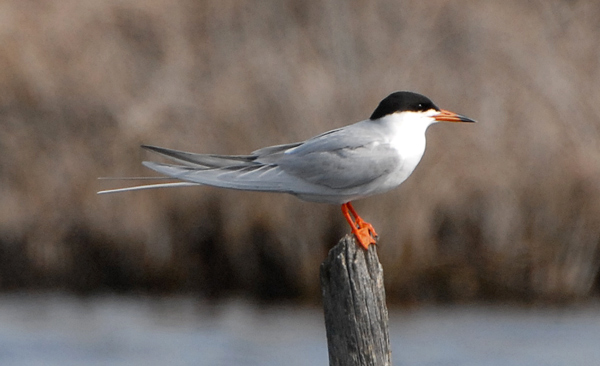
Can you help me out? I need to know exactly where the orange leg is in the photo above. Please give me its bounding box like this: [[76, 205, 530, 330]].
[[341, 202, 378, 249]]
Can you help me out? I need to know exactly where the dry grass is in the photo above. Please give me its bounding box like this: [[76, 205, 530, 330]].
[[1, 0, 600, 303]]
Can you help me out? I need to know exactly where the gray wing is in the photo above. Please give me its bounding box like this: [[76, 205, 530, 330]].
[[275, 122, 401, 189], [141, 142, 303, 168], [138, 121, 399, 194], [141, 145, 255, 168], [139, 143, 312, 193], [141, 161, 319, 193]]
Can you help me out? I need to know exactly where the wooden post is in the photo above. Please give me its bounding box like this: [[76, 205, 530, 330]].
[[320, 235, 391, 366]]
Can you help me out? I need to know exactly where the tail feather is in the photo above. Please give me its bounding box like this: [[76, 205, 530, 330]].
[[142, 161, 297, 193], [97, 181, 199, 194], [98, 176, 173, 181], [99, 144, 314, 195], [142, 145, 256, 168]]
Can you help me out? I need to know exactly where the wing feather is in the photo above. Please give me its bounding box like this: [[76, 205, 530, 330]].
[[142, 145, 256, 168], [142, 161, 313, 193], [103, 120, 400, 201], [277, 122, 401, 189]]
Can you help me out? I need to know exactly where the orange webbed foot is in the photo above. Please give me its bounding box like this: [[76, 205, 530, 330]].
[[341, 202, 378, 250], [355, 217, 378, 239], [353, 226, 378, 249]]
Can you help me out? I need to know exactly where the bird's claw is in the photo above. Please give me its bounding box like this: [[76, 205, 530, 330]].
[[341, 202, 378, 250], [353, 228, 377, 249], [353, 219, 378, 250]]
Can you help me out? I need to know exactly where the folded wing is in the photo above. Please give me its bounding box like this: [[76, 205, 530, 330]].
[[111, 121, 400, 199], [276, 122, 401, 189]]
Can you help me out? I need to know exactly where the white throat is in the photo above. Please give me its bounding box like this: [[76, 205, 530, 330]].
[[382, 110, 437, 159]]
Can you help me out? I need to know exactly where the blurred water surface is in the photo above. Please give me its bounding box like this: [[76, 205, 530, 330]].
[[0, 294, 598, 366]]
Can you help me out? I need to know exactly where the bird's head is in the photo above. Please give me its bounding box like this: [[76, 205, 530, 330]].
[[369, 91, 476, 125]]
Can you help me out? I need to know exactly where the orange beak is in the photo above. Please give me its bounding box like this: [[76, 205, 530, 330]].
[[434, 109, 476, 123]]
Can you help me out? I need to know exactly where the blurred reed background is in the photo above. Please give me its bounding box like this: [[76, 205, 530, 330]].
[[1, 0, 599, 304]]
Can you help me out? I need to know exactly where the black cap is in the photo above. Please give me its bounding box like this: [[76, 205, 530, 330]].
[[369, 91, 439, 120]]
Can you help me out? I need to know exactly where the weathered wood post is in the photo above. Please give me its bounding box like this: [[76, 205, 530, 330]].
[[320, 234, 391, 366]]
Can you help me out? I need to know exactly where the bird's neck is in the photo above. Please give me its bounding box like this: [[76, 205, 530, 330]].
[[383, 115, 433, 160]]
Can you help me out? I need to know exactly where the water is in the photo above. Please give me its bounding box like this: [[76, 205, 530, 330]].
[[0, 294, 598, 366]]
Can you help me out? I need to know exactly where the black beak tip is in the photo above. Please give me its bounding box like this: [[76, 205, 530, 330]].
[[460, 115, 477, 123]]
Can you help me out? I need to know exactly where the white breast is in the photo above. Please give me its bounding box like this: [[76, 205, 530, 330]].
[[380, 111, 437, 186]]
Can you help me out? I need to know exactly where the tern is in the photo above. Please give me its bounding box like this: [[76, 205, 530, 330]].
[[99, 91, 475, 249]]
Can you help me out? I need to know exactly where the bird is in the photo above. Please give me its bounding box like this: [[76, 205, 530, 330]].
[[99, 91, 475, 249]]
